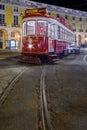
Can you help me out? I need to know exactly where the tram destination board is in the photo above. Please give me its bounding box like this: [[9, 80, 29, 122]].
[[25, 8, 47, 15]]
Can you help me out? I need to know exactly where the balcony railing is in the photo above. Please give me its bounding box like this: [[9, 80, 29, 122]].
[[0, 23, 7, 26], [73, 29, 76, 32], [79, 29, 83, 32], [12, 24, 20, 27]]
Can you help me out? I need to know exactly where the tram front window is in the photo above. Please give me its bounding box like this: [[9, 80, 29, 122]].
[[37, 21, 47, 35], [27, 21, 35, 35]]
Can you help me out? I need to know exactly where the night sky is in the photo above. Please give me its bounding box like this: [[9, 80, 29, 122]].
[[32, 0, 87, 11]]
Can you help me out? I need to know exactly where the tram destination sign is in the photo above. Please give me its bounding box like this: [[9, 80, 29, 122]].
[[25, 8, 47, 15]]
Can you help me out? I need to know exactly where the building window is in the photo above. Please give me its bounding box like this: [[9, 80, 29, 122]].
[[65, 15, 68, 20], [0, 4, 5, 10], [79, 21, 83, 32], [13, 16, 18, 25], [86, 23, 87, 30], [14, 6, 18, 12], [57, 14, 60, 18], [79, 22, 82, 29], [72, 22, 76, 29], [79, 17, 82, 21], [72, 16, 75, 21], [0, 14, 5, 25]]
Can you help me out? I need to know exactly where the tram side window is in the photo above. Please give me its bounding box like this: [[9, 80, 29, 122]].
[[58, 26, 60, 39], [63, 29, 65, 40], [23, 22, 26, 36], [65, 30, 67, 40], [66, 31, 68, 41], [60, 27, 63, 40], [27, 21, 35, 35], [62, 29, 65, 40], [67, 32, 69, 41], [37, 20, 47, 35], [48, 23, 55, 38]]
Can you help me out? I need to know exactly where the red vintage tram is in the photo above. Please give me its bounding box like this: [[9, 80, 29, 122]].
[[21, 8, 75, 64]]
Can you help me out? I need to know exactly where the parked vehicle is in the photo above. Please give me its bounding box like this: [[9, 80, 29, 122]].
[[80, 43, 87, 48]]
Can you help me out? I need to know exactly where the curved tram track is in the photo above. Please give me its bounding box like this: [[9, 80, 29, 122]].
[[0, 65, 52, 130], [40, 67, 52, 130], [0, 52, 87, 130]]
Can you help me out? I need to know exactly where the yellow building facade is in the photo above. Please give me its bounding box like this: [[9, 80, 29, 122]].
[[0, 1, 25, 50], [0, 0, 87, 50]]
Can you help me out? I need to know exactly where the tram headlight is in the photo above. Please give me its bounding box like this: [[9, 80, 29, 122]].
[[28, 44, 33, 49], [28, 38, 33, 49]]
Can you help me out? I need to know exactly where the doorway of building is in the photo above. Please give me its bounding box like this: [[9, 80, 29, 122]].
[[0, 29, 7, 49], [11, 30, 21, 50]]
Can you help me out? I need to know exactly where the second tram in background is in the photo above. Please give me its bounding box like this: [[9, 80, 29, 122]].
[[22, 8, 75, 64]]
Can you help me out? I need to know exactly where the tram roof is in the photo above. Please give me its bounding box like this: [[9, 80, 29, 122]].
[[23, 8, 73, 32]]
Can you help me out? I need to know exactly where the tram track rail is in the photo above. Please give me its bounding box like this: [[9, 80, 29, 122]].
[[0, 63, 52, 130], [0, 67, 27, 107], [40, 66, 52, 130]]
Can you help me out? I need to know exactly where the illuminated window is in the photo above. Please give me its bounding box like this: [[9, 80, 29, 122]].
[[58, 26, 60, 39], [56, 25, 59, 39], [27, 21, 35, 35], [48, 23, 55, 38], [62, 29, 65, 40], [65, 30, 67, 40], [60, 27, 63, 39], [37, 20, 47, 35]]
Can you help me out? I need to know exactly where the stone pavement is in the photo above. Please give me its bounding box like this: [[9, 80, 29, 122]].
[[0, 49, 25, 103], [0, 49, 21, 59], [0, 50, 39, 130]]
